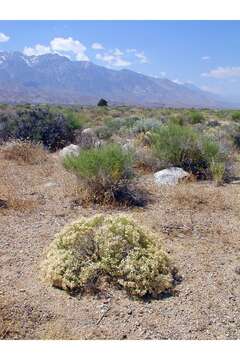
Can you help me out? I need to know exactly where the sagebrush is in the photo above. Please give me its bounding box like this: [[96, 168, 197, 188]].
[[41, 214, 176, 297]]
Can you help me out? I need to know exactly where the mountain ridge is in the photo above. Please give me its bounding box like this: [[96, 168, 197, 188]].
[[0, 51, 233, 107]]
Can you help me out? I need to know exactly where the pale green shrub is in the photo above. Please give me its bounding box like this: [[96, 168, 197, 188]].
[[41, 214, 175, 297], [131, 118, 161, 134]]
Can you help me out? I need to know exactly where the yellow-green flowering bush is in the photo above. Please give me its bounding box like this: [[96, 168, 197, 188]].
[[41, 214, 176, 297]]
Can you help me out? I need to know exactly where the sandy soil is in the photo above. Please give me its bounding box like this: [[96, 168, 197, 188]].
[[1, 152, 240, 340]]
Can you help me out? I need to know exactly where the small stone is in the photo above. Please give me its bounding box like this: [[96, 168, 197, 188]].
[[0, 199, 8, 209], [235, 266, 240, 275], [44, 181, 58, 188]]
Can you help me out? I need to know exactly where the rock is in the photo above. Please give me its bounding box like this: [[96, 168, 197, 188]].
[[154, 167, 190, 185], [77, 128, 98, 149], [0, 199, 8, 209], [44, 181, 58, 188], [235, 266, 240, 275], [207, 119, 221, 127], [59, 144, 80, 159], [122, 140, 135, 152]]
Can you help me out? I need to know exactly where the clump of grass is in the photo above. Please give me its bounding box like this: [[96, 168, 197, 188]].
[[0, 182, 36, 212], [210, 160, 225, 186], [63, 143, 137, 205], [164, 183, 229, 212], [41, 214, 177, 297], [2, 140, 48, 165]]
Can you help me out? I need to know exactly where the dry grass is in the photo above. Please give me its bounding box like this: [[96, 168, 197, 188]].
[[1, 140, 48, 165], [162, 183, 231, 211], [0, 182, 36, 212], [0, 295, 21, 339], [135, 177, 240, 247]]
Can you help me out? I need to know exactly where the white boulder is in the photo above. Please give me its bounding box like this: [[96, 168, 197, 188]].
[[59, 144, 80, 159], [77, 128, 98, 149], [154, 167, 190, 185]]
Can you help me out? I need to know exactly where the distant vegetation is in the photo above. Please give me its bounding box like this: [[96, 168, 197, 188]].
[[97, 98, 108, 107], [0, 104, 238, 186]]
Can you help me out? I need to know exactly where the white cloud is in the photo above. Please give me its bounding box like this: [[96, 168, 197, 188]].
[[23, 44, 51, 56], [23, 37, 89, 61], [134, 51, 148, 64], [113, 48, 124, 56], [113, 57, 131, 67], [125, 48, 148, 63], [96, 52, 131, 67], [50, 37, 89, 60], [0, 32, 10, 42], [201, 55, 211, 60], [200, 85, 222, 94], [22, 38, 148, 68], [202, 66, 240, 79], [172, 78, 183, 85], [159, 71, 166, 77], [126, 48, 137, 53], [91, 42, 104, 50]]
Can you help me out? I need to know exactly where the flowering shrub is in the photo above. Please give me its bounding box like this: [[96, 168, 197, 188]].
[[41, 214, 176, 297]]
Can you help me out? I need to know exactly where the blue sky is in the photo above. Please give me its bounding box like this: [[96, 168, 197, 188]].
[[0, 20, 240, 101]]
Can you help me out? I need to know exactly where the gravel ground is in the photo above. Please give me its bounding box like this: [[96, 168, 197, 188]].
[[1, 152, 240, 340]]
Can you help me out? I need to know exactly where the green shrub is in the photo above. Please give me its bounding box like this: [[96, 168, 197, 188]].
[[169, 115, 185, 126], [151, 123, 224, 177], [103, 116, 141, 137], [3, 107, 74, 151], [151, 123, 199, 167], [232, 111, 240, 121], [41, 214, 176, 297], [64, 110, 88, 130], [63, 144, 134, 204], [95, 125, 113, 140], [132, 118, 161, 134], [201, 137, 221, 163], [187, 110, 204, 124]]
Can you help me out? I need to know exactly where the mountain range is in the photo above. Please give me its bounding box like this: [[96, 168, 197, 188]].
[[0, 51, 233, 108]]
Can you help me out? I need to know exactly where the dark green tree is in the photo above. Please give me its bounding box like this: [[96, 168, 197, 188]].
[[97, 98, 108, 107]]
